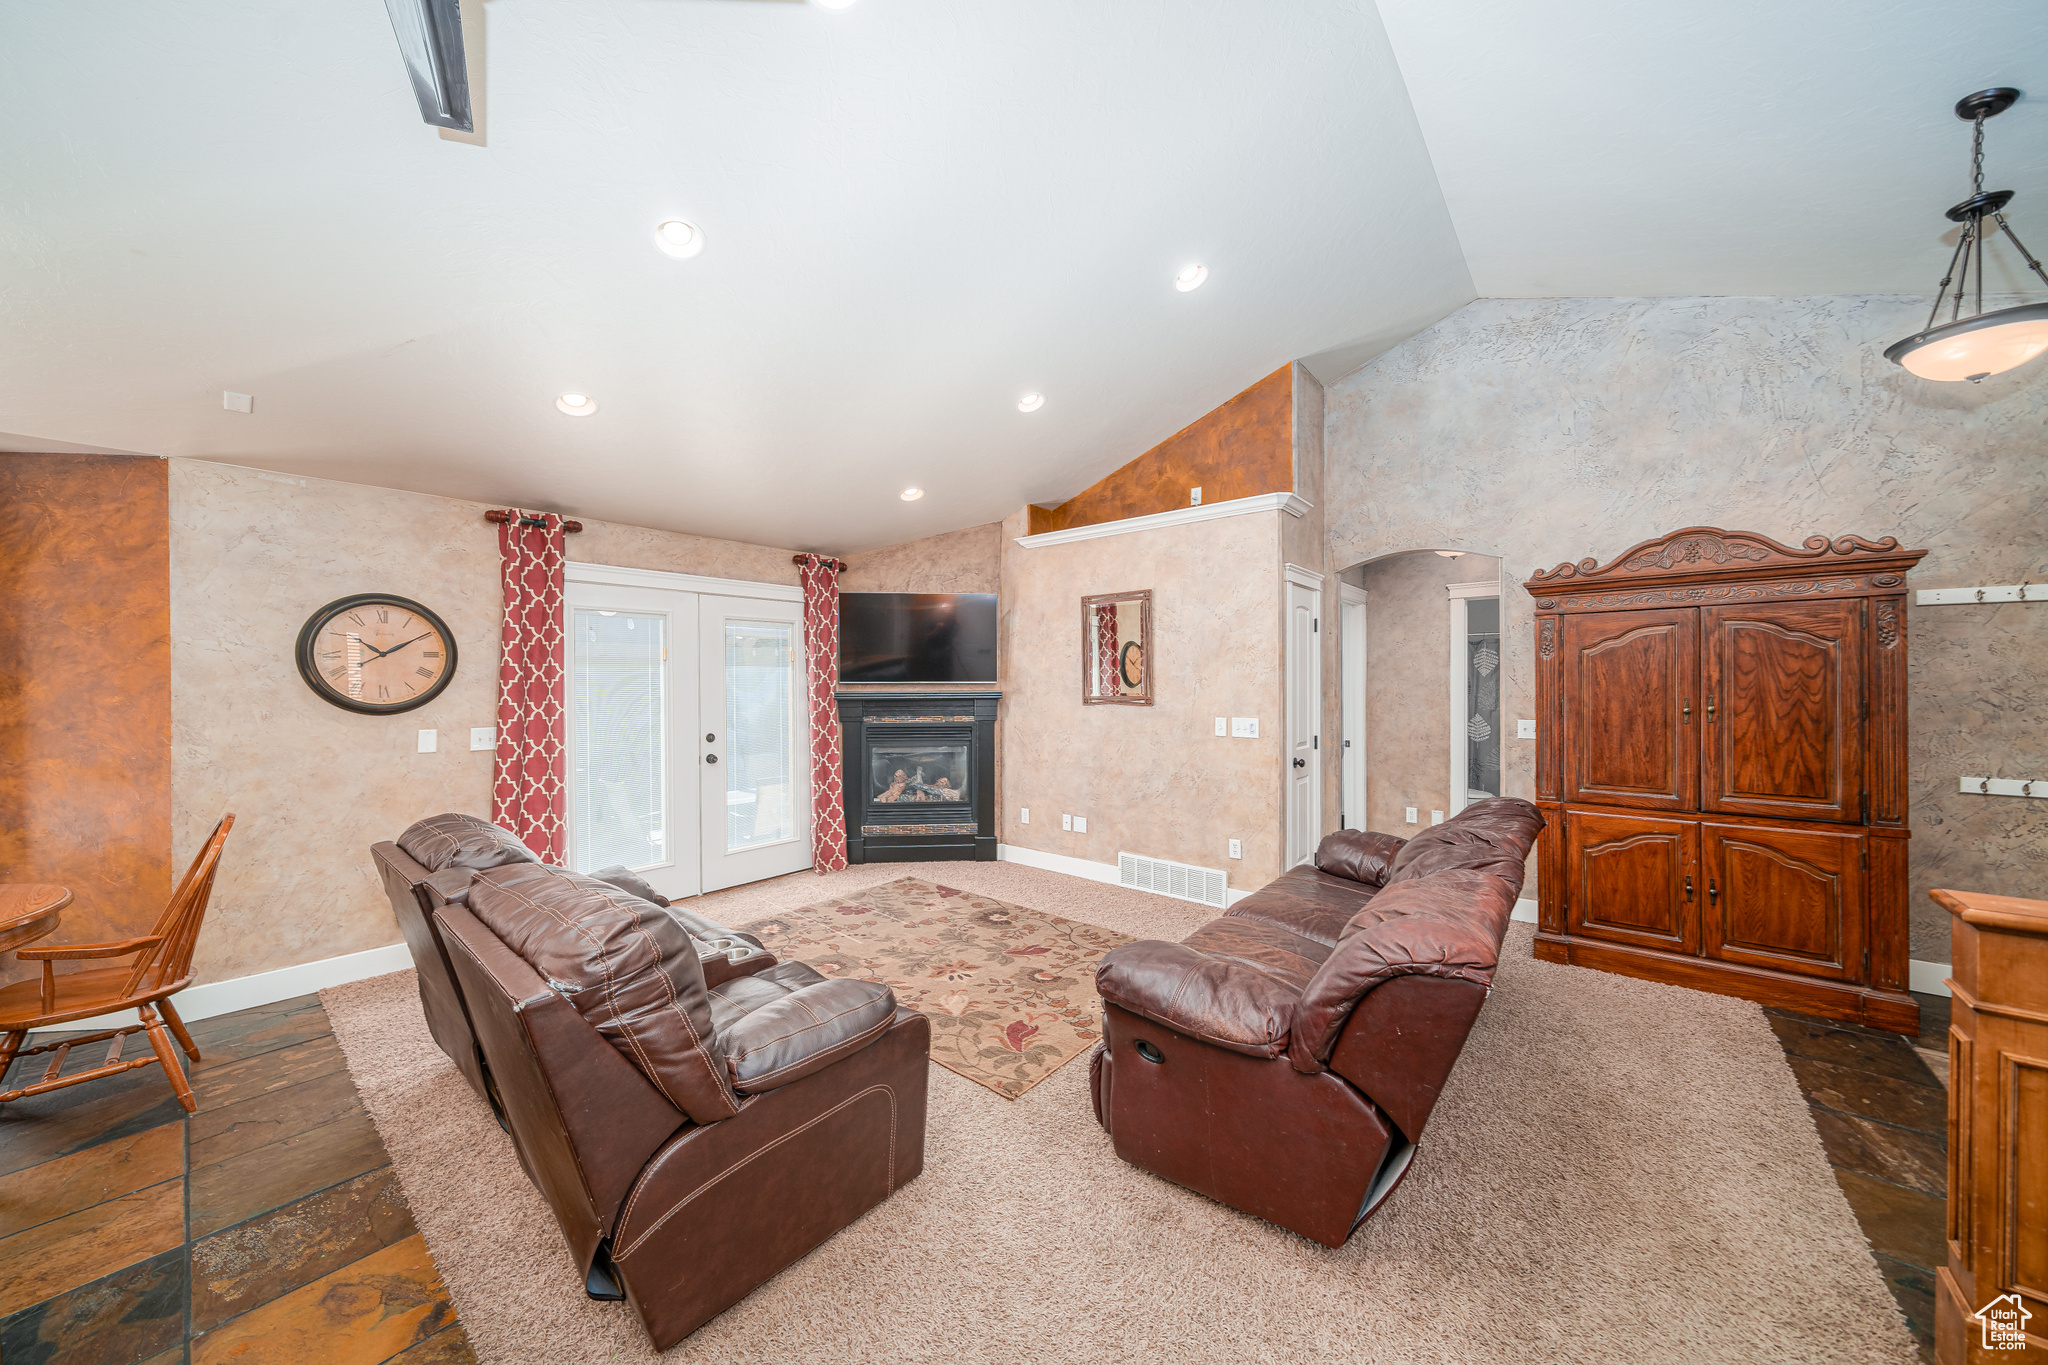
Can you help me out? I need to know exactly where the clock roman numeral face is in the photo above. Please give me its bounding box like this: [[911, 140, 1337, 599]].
[[297, 596, 456, 715]]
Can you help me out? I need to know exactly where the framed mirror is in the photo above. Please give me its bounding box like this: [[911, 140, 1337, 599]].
[[1082, 589, 1152, 706]]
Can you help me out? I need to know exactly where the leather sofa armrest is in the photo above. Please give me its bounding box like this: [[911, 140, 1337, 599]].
[[1314, 829, 1408, 886], [1094, 940, 1296, 1059], [718, 979, 897, 1094], [422, 868, 475, 906], [699, 943, 779, 991]]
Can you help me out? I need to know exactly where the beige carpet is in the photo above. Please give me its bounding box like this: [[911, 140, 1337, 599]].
[[322, 861, 1917, 1365], [737, 876, 1130, 1097]]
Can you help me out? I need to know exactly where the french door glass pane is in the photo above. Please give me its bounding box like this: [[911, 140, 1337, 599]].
[[724, 620, 794, 851], [572, 610, 666, 871]]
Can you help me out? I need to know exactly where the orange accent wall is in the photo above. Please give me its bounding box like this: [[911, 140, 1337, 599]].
[[0, 455, 172, 988], [1032, 365, 1294, 533]]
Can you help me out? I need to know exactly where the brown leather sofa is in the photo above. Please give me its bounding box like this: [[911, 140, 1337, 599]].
[[1089, 797, 1543, 1247], [374, 815, 930, 1346]]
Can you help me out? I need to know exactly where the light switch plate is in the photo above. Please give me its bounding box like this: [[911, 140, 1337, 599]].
[[1061, 814, 1072, 831], [1430, 810, 1445, 825], [1230, 717, 1259, 739], [1214, 717, 1228, 736], [417, 729, 437, 753], [1020, 808, 1029, 824], [1074, 815, 1088, 834], [1516, 719, 1537, 739], [1228, 838, 1242, 860], [222, 391, 254, 414], [1405, 806, 1418, 824], [471, 726, 496, 751], [1190, 486, 1202, 506]]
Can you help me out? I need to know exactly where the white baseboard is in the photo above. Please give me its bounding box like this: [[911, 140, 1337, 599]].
[[1910, 959, 1953, 998], [996, 843, 1252, 907], [29, 942, 413, 1036], [1511, 898, 1538, 924]]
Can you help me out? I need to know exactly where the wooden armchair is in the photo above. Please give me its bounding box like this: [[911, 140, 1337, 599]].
[[0, 814, 235, 1114]]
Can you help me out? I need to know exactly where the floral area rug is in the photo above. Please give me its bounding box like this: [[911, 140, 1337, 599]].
[[738, 877, 1132, 1099]]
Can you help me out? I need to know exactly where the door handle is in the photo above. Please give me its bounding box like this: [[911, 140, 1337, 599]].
[[1293, 757, 1306, 769], [1683, 875, 1693, 902], [705, 754, 719, 765], [1705, 697, 1715, 723], [705, 733, 716, 743], [1707, 879, 1718, 902]]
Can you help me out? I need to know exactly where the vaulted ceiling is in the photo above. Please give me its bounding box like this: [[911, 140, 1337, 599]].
[[2, 1, 2042, 551]]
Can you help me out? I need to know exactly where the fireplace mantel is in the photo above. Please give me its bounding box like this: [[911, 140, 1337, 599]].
[[835, 688, 999, 863]]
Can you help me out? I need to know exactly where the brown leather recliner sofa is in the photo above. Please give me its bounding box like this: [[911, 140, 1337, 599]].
[[373, 815, 930, 1347], [1090, 797, 1543, 1247]]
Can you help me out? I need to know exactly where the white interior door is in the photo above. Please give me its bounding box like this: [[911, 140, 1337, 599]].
[[1340, 589, 1367, 830], [565, 581, 700, 899], [1285, 579, 1322, 866], [698, 594, 811, 893]]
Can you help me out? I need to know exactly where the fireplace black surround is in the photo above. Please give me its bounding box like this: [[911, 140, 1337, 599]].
[[836, 689, 998, 862]]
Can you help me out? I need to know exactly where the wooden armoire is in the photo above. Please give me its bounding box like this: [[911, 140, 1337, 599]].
[[1529, 527, 1925, 1034]]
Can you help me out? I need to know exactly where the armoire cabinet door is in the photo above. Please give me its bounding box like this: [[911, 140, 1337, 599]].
[[1702, 822, 1864, 981], [1563, 608, 1698, 811], [1700, 601, 1863, 822], [1564, 809, 1700, 953]]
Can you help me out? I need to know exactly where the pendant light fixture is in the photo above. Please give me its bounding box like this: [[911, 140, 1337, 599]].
[[1885, 88, 2048, 383]]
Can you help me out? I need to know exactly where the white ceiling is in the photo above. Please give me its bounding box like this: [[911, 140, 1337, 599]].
[[4, 3, 2044, 552], [0, 0, 1469, 553], [1374, 0, 2048, 298]]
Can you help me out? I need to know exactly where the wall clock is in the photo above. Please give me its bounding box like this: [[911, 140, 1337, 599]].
[[294, 594, 458, 715]]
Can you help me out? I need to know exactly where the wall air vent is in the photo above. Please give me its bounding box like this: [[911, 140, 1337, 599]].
[[1117, 852, 1228, 910]]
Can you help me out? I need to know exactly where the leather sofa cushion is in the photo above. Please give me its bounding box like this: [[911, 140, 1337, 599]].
[[717, 977, 897, 1093], [589, 865, 671, 907], [1313, 829, 1408, 886], [398, 813, 541, 874], [1181, 916, 1329, 993], [467, 863, 741, 1124], [1383, 797, 1543, 885], [1223, 865, 1380, 949], [1288, 870, 1518, 1072], [707, 959, 834, 1035], [1095, 940, 1297, 1059]]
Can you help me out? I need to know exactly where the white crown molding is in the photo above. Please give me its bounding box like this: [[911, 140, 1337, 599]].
[[1013, 492, 1313, 549], [565, 560, 801, 601], [1284, 562, 1326, 590], [1446, 579, 1503, 599]]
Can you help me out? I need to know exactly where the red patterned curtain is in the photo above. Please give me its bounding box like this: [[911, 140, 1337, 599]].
[[493, 511, 568, 862], [1096, 605, 1118, 695], [798, 555, 847, 873]]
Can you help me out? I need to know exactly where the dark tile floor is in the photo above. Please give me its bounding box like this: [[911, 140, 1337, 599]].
[[1, 986, 1953, 1364], [1767, 992, 1952, 1365], [0, 994, 474, 1365]]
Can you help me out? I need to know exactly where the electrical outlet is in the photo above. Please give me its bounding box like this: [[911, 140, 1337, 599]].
[[1214, 717, 1227, 736], [1061, 814, 1072, 831], [1230, 717, 1259, 739], [417, 729, 437, 753], [471, 726, 496, 751], [1074, 815, 1088, 833], [1228, 838, 1242, 860], [1190, 486, 1202, 506], [1516, 719, 1537, 740], [1020, 807, 1029, 824], [1430, 810, 1445, 825], [1405, 806, 1418, 824]]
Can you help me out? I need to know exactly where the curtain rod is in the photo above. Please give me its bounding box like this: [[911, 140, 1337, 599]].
[[794, 554, 848, 571], [485, 509, 584, 533]]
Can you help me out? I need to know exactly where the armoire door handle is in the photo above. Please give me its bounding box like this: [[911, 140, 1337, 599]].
[[1707, 879, 1718, 902], [1705, 697, 1716, 723], [1683, 875, 1693, 902], [1681, 698, 1691, 724]]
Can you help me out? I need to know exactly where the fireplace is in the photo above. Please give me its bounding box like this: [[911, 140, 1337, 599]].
[[835, 689, 998, 862]]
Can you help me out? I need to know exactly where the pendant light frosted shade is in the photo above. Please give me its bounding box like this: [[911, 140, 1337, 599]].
[[1884, 303, 2048, 382]]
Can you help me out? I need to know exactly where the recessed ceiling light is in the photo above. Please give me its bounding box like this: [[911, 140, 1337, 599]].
[[556, 393, 599, 417], [1175, 263, 1209, 292], [1434, 550, 1464, 558], [654, 219, 704, 259], [814, 0, 857, 9], [1017, 392, 1045, 413], [900, 488, 924, 501]]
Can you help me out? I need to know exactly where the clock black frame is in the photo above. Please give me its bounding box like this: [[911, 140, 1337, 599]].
[[294, 593, 459, 716]]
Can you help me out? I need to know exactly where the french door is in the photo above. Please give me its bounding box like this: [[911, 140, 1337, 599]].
[[564, 573, 809, 900]]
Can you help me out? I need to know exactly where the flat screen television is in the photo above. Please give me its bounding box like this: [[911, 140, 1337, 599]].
[[839, 593, 998, 683]]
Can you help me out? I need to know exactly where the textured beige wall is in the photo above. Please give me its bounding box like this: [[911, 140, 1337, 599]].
[[839, 522, 1002, 594], [999, 509, 1286, 891], [1350, 552, 1504, 839], [168, 459, 802, 985], [1325, 295, 2048, 959]]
